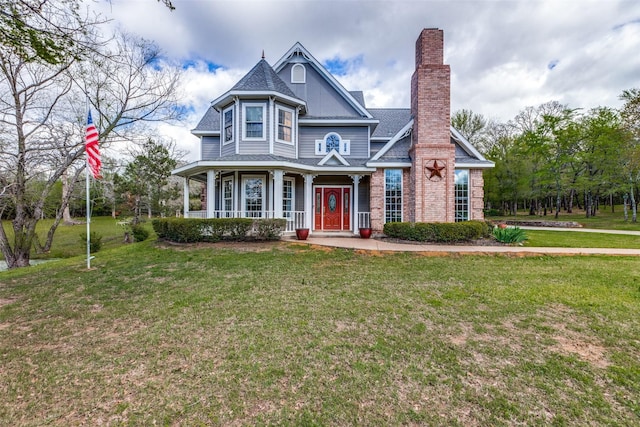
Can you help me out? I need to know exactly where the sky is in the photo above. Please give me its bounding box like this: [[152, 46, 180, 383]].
[[94, 0, 640, 161]]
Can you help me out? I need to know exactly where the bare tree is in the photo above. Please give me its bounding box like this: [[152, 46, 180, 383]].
[[0, 10, 182, 269]]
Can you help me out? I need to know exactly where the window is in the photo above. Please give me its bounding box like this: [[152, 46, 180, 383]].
[[243, 104, 265, 140], [291, 64, 306, 83], [223, 107, 234, 144], [385, 169, 403, 223], [315, 132, 350, 155], [242, 176, 264, 218], [455, 169, 469, 222], [222, 177, 233, 216], [277, 107, 293, 144], [283, 177, 295, 218]]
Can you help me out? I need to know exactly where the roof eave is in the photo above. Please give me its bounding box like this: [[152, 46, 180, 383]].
[[211, 91, 307, 111]]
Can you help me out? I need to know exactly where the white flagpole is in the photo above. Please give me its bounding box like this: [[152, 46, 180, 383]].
[[86, 98, 91, 270], [86, 131, 91, 269]]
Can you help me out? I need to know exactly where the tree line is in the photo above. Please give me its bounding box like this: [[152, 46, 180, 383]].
[[453, 90, 640, 221]]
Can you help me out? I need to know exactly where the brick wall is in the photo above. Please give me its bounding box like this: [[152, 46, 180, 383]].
[[469, 169, 486, 220], [409, 28, 455, 223]]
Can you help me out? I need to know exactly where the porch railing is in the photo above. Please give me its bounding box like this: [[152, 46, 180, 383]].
[[184, 210, 306, 233], [184, 210, 371, 233], [358, 212, 371, 229]]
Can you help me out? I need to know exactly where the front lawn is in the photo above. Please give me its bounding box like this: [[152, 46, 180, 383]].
[[1, 241, 639, 425]]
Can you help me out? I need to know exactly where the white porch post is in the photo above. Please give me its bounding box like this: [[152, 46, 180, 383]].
[[273, 170, 284, 218], [350, 175, 361, 234], [183, 176, 190, 218], [304, 174, 314, 230], [206, 170, 216, 218]]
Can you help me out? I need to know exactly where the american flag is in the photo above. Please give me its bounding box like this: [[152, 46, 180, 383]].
[[85, 110, 101, 179]]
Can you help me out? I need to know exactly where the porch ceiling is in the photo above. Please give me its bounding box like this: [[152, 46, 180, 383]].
[[172, 159, 376, 178]]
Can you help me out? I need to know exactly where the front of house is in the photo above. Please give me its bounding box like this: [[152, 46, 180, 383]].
[[172, 28, 494, 235]]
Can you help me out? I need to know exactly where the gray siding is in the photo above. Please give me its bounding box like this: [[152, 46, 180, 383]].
[[201, 136, 220, 160], [238, 101, 270, 155], [278, 63, 362, 118], [358, 177, 370, 212], [221, 138, 235, 156], [298, 126, 369, 158], [274, 141, 296, 158]]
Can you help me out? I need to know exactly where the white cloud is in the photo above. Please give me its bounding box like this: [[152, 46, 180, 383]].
[[93, 0, 640, 153]]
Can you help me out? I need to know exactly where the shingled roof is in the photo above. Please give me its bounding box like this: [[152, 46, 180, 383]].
[[231, 59, 298, 98]]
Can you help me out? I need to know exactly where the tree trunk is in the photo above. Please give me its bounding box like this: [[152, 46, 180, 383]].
[[630, 185, 637, 223], [611, 194, 614, 213], [61, 170, 74, 224], [623, 194, 629, 221]]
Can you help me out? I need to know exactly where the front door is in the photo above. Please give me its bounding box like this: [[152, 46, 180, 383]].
[[323, 188, 342, 230], [314, 187, 351, 231]]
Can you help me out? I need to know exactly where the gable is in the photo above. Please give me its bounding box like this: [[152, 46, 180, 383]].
[[273, 43, 372, 119], [277, 62, 364, 118]]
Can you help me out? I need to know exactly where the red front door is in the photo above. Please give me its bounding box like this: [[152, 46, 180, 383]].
[[323, 188, 342, 230], [313, 187, 351, 231]]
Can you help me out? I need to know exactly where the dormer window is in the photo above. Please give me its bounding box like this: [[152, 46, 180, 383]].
[[291, 64, 306, 83], [315, 132, 350, 155]]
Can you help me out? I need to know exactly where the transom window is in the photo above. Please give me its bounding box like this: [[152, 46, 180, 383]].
[[385, 169, 403, 223], [223, 107, 234, 144], [454, 169, 469, 222], [243, 104, 265, 140], [315, 132, 350, 155], [277, 107, 293, 144]]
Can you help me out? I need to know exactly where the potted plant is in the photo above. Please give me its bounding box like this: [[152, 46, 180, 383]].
[[295, 228, 309, 240], [359, 227, 372, 239]]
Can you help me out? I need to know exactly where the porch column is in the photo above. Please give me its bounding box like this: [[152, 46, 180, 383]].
[[304, 174, 314, 230], [183, 176, 190, 218], [272, 170, 284, 218], [206, 170, 216, 218], [350, 175, 361, 234]]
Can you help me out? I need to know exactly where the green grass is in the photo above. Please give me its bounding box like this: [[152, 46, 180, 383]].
[[1, 241, 640, 425], [1, 217, 153, 260], [490, 206, 640, 231], [525, 230, 640, 248]]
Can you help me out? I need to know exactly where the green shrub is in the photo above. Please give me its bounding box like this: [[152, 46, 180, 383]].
[[79, 231, 103, 253], [131, 224, 150, 242], [254, 218, 287, 241], [383, 220, 487, 243], [152, 218, 278, 243], [493, 226, 528, 244]]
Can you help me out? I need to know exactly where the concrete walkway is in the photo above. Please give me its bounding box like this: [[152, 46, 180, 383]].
[[287, 227, 640, 256]]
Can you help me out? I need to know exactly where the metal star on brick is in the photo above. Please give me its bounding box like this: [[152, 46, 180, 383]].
[[425, 160, 445, 180]]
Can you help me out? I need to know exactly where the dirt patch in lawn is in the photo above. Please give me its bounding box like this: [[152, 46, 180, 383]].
[[156, 240, 292, 252]]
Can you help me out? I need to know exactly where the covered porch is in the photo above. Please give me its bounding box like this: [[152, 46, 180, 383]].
[[173, 164, 373, 236]]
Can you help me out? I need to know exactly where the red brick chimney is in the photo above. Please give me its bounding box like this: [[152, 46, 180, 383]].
[[409, 28, 455, 222]]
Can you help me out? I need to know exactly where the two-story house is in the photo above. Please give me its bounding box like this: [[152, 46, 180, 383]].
[[172, 28, 494, 235]]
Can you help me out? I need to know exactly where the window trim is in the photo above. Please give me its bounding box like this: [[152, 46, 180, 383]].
[[282, 176, 296, 218], [275, 105, 295, 145], [241, 175, 266, 218], [384, 169, 403, 224], [315, 132, 350, 156], [222, 177, 234, 215], [291, 63, 306, 84], [242, 103, 266, 141], [222, 106, 234, 145]]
